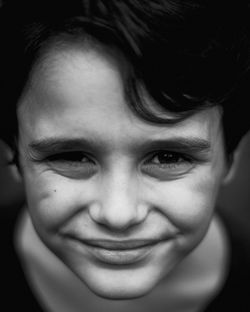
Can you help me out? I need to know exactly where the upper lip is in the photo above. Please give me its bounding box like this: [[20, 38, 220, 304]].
[[64, 234, 172, 250]]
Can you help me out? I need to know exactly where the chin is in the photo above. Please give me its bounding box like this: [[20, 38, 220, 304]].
[[85, 278, 155, 300], [74, 264, 162, 300]]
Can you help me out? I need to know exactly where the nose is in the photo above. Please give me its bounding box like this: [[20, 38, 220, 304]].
[[89, 170, 148, 231]]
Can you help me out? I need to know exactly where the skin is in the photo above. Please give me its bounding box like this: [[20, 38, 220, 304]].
[[17, 43, 228, 300]]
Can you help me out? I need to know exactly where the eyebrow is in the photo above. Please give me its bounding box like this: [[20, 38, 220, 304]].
[[28, 136, 211, 155], [29, 137, 99, 154], [142, 137, 211, 153]]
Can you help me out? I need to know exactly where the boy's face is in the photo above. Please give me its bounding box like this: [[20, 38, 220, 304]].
[[17, 45, 227, 299]]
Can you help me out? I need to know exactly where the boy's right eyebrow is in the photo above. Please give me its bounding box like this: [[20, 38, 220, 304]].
[[28, 137, 98, 154]]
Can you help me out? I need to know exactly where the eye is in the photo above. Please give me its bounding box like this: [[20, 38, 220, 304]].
[[44, 151, 97, 179], [150, 151, 186, 165], [141, 151, 194, 179], [47, 151, 90, 163]]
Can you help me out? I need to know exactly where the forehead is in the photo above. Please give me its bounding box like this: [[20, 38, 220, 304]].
[[18, 45, 223, 146]]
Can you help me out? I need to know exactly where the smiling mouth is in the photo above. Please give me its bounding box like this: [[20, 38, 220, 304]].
[[64, 235, 172, 265]]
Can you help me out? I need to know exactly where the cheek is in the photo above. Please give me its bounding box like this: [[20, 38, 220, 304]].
[[152, 171, 223, 233], [23, 173, 90, 233]]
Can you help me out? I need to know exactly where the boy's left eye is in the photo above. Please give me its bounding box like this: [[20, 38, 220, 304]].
[[150, 151, 186, 165], [141, 151, 194, 179]]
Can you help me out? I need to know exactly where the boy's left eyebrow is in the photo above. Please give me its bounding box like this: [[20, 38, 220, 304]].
[[138, 137, 211, 153]]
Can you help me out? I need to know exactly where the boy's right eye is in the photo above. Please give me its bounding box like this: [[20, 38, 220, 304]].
[[43, 151, 98, 179], [47, 151, 91, 164]]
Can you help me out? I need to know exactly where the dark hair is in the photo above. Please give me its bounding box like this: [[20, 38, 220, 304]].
[[0, 0, 250, 155]]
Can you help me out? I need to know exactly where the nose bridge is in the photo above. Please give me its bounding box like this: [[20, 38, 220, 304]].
[[90, 161, 145, 230]]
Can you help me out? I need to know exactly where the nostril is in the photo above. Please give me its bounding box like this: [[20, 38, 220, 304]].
[[88, 203, 102, 223], [136, 204, 148, 222]]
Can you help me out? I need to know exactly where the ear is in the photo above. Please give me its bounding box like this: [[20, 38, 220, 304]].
[[9, 161, 23, 182], [222, 151, 240, 184], [0, 139, 23, 182], [222, 136, 247, 185]]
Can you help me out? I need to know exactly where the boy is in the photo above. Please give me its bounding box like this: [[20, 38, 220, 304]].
[[0, 0, 250, 311]]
